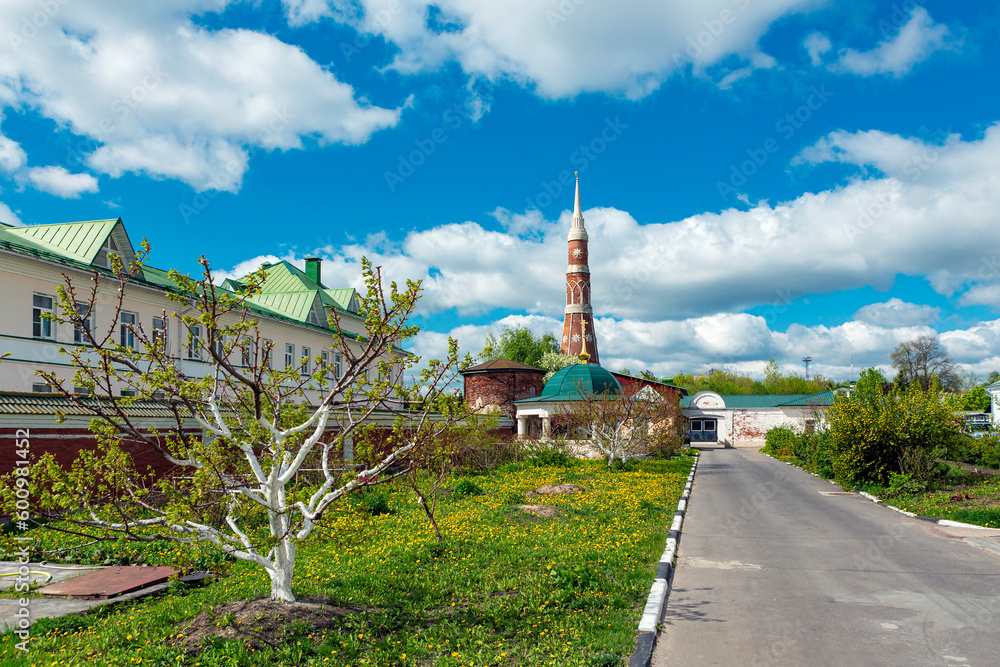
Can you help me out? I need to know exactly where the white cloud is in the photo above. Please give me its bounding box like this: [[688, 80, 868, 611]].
[[208, 121, 1000, 379], [831, 7, 957, 77], [854, 298, 940, 328], [211, 253, 284, 284], [281, 0, 815, 99], [0, 201, 22, 225], [413, 307, 1000, 384], [958, 285, 1000, 310], [223, 122, 1000, 329], [0, 120, 26, 173], [26, 166, 99, 198], [803, 32, 831, 66], [0, 1, 402, 192]]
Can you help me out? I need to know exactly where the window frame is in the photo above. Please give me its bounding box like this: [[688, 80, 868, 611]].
[[187, 324, 202, 360], [32, 293, 56, 340], [73, 301, 93, 345], [152, 316, 168, 353], [120, 311, 137, 350]]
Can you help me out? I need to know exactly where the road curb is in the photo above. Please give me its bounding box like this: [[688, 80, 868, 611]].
[[760, 452, 995, 530], [628, 452, 698, 667]]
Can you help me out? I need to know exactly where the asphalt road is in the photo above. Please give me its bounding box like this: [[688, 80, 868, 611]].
[[653, 445, 1000, 667]]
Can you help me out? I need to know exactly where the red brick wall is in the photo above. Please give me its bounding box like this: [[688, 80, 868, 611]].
[[464, 371, 545, 419], [0, 426, 193, 478]]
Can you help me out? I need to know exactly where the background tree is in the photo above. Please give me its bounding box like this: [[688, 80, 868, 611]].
[[6, 252, 469, 602], [539, 351, 581, 381], [670, 362, 835, 395], [959, 385, 991, 412], [824, 368, 960, 486], [482, 325, 558, 367], [890, 335, 958, 391], [556, 385, 683, 466]]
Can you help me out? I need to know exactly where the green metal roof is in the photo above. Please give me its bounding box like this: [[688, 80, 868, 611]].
[[680, 391, 835, 409], [0, 221, 367, 336], [514, 364, 622, 404], [1, 219, 120, 264], [324, 288, 359, 313], [223, 261, 358, 321]]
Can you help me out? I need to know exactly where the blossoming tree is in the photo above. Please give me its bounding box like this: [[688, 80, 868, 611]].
[[7, 249, 469, 602]]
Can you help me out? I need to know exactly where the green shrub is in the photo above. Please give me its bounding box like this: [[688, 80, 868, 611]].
[[947, 433, 1000, 470], [608, 458, 637, 472], [792, 431, 836, 479], [359, 490, 393, 516], [526, 446, 573, 467], [453, 478, 484, 496], [762, 426, 798, 457], [825, 369, 960, 487]]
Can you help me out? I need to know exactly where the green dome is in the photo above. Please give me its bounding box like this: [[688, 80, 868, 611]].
[[540, 364, 622, 401]]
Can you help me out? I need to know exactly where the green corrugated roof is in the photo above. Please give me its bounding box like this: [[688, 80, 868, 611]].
[[0, 221, 377, 341], [680, 391, 835, 409], [324, 288, 358, 313], [247, 290, 318, 322], [2, 219, 119, 264]]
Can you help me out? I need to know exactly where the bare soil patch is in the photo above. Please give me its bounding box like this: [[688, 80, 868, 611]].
[[526, 484, 585, 497], [179, 597, 375, 651]]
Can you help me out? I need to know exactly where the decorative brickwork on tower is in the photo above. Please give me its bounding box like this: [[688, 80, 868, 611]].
[[560, 175, 600, 365]]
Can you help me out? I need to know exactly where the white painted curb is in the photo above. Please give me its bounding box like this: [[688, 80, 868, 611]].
[[630, 452, 698, 667]]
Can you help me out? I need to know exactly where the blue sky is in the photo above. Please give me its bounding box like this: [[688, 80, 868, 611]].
[[1, 0, 999, 383]]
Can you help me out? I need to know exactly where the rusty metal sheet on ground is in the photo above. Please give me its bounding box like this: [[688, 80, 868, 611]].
[[39, 566, 180, 599]]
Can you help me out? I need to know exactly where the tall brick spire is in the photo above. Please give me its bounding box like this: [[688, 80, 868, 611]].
[[560, 174, 600, 365]]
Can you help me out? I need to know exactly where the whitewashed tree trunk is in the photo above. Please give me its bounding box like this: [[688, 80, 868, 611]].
[[268, 539, 297, 602]]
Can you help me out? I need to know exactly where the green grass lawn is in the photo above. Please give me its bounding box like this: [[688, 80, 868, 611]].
[[0, 455, 694, 666], [879, 467, 1000, 528]]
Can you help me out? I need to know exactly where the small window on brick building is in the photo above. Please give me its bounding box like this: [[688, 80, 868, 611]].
[[528, 386, 536, 397], [31, 383, 52, 393], [73, 386, 91, 395]]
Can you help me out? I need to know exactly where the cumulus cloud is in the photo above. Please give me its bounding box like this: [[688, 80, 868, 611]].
[[205, 123, 1000, 332], [0, 201, 22, 225], [0, 0, 402, 192], [409, 306, 998, 384], [26, 166, 99, 198], [0, 121, 26, 173], [803, 32, 831, 66], [831, 7, 957, 77], [854, 298, 940, 328], [208, 122, 1000, 379], [281, 0, 815, 99]]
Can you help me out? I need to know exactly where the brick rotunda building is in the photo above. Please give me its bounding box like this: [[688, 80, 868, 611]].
[[460, 358, 546, 429]]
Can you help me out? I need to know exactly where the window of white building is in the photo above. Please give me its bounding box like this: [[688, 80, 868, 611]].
[[120, 312, 137, 349], [152, 316, 168, 352], [32, 294, 55, 339], [187, 325, 202, 359], [73, 302, 92, 345]]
